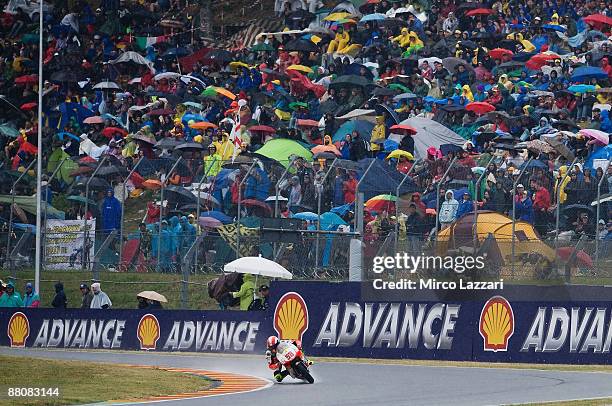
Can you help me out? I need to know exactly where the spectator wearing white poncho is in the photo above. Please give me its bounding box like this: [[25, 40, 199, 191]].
[[90, 283, 112, 309]]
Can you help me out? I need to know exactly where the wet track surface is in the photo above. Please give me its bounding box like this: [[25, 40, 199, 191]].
[[2, 347, 611, 406]]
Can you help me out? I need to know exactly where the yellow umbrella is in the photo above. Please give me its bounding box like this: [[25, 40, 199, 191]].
[[323, 12, 352, 21], [229, 61, 251, 71], [386, 150, 414, 160], [287, 64, 313, 74]]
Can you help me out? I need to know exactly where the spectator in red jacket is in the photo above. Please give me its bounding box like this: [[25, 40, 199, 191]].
[[343, 172, 357, 203], [532, 179, 551, 235]]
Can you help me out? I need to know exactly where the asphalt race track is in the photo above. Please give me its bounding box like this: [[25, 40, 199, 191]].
[[2, 348, 612, 406]]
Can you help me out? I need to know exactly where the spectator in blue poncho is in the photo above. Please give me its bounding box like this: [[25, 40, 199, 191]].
[[101, 188, 121, 232], [456, 192, 473, 218]]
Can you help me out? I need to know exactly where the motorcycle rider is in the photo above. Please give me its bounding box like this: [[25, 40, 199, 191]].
[[266, 335, 310, 382]]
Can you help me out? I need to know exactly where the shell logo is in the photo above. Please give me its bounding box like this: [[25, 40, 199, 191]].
[[479, 296, 515, 352], [137, 314, 161, 350], [273, 292, 309, 341], [7, 312, 29, 348]]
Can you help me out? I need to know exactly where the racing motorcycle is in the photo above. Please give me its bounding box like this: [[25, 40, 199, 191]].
[[275, 341, 314, 384]]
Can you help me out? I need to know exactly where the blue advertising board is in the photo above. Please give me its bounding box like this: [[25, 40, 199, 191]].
[[2, 282, 612, 364]]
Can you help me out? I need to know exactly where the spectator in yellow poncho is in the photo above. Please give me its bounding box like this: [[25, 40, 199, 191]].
[[213, 132, 234, 162], [203, 144, 222, 177], [555, 165, 571, 204], [327, 26, 350, 54], [403, 32, 424, 56], [370, 115, 386, 153], [462, 85, 474, 102], [391, 28, 412, 48]]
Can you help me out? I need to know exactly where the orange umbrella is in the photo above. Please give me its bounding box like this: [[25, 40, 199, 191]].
[[142, 179, 162, 190], [311, 144, 341, 156], [212, 86, 236, 100], [189, 121, 218, 130]]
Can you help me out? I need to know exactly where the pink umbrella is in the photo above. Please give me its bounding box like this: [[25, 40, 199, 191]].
[[84, 116, 105, 124], [579, 129, 609, 145], [198, 216, 222, 228]]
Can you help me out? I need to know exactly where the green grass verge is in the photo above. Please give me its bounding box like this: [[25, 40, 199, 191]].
[[0, 270, 223, 310], [0, 354, 212, 405]]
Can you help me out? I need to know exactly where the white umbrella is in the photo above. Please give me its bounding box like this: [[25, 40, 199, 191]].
[[224, 256, 293, 279], [154, 72, 181, 81], [93, 81, 121, 90], [129, 77, 141, 84], [137, 290, 168, 303], [336, 109, 376, 120], [265, 195, 288, 202]]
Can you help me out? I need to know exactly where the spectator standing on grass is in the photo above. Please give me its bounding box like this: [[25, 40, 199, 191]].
[[80, 284, 93, 308], [51, 282, 67, 309], [232, 273, 254, 311], [90, 282, 112, 309], [23, 283, 40, 308], [0, 282, 23, 307]]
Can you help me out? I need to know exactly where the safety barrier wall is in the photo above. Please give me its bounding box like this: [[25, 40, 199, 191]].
[[3, 281, 612, 364]]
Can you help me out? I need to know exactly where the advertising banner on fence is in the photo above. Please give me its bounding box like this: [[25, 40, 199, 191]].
[[45, 219, 96, 269], [0, 309, 266, 353]]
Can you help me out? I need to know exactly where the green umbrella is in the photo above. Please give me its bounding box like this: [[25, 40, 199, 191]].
[[0, 124, 19, 138], [255, 139, 313, 170], [67, 195, 98, 206], [201, 87, 217, 98], [388, 83, 410, 93], [288, 101, 309, 110], [251, 43, 274, 52]]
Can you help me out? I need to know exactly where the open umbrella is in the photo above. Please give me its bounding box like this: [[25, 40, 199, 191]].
[[442, 57, 474, 72], [198, 216, 222, 228], [20, 102, 36, 111], [67, 195, 98, 206], [440, 144, 463, 155], [189, 121, 218, 130], [466, 102, 495, 115], [131, 133, 157, 145], [360, 13, 386, 22], [365, 194, 397, 211], [466, 8, 494, 16], [155, 138, 182, 150], [73, 177, 111, 190], [93, 81, 121, 90], [175, 142, 205, 151], [556, 247, 593, 268], [571, 66, 608, 82], [312, 144, 341, 156], [389, 124, 417, 135], [255, 139, 313, 168], [83, 116, 104, 124], [251, 43, 274, 52], [567, 84, 597, 94], [137, 291, 168, 303], [386, 150, 414, 160], [284, 39, 319, 53], [265, 195, 288, 202], [583, 14, 612, 26], [0, 124, 19, 138], [101, 127, 128, 138], [96, 166, 128, 177], [579, 129, 609, 145], [165, 185, 197, 203], [516, 139, 555, 154], [14, 74, 38, 85], [329, 75, 372, 89], [488, 48, 514, 60], [206, 49, 233, 63], [142, 179, 162, 190], [224, 256, 292, 279], [240, 199, 273, 216], [287, 64, 313, 74], [542, 24, 566, 32], [249, 125, 276, 134], [296, 119, 319, 127], [525, 53, 560, 70], [200, 210, 233, 224]]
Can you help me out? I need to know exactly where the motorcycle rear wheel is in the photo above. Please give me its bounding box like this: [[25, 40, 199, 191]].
[[295, 361, 314, 384]]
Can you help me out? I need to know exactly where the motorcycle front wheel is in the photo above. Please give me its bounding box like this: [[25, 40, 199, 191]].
[[295, 361, 314, 384]]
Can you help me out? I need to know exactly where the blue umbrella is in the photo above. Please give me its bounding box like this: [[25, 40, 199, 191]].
[[330, 203, 354, 216], [199, 210, 232, 224], [332, 120, 374, 143], [344, 63, 374, 80], [542, 24, 566, 32], [360, 13, 386, 22], [567, 84, 597, 94], [320, 212, 348, 230], [571, 66, 608, 82], [293, 211, 319, 221], [163, 47, 190, 58], [56, 131, 81, 142]]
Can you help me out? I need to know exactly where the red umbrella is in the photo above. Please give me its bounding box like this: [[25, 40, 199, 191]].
[[488, 48, 514, 60], [583, 14, 612, 26], [83, 116, 104, 124], [248, 125, 276, 133], [14, 74, 38, 85], [466, 102, 496, 115], [101, 127, 128, 138], [240, 199, 273, 216], [526, 53, 560, 70], [390, 124, 417, 135], [296, 119, 320, 127], [129, 171, 145, 188], [556, 247, 593, 268], [79, 156, 97, 164], [20, 102, 37, 111], [466, 8, 494, 16]]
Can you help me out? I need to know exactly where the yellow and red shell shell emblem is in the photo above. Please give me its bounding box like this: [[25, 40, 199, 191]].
[[273, 292, 309, 341], [479, 296, 514, 352], [7, 312, 29, 347], [137, 314, 160, 350]]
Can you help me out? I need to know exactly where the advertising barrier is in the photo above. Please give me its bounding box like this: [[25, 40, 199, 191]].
[[2, 282, 612, 364]]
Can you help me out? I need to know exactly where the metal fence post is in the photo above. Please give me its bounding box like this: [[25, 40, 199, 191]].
[[473, 156, 495, 250], [435, 157, 458, 251], [274, 158, 296, 218], [83, 156, 108, 270], [236, 160, 258, 257], [315, 158, 337, 268], [394, 159, 420, 255], [193, 157, 220, 272], [119, 157, 144, 270], [5, 159, 36, 268], [594, 159, 611, 271], [157, 157, 183, 272], [355, 159, 376, 236], [554, 158, 578, 273], [511, 157, 533, 276], [42, 157, 67, 269]]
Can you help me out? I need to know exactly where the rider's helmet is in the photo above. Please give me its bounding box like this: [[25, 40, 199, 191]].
[[267, 336, 279, 349]]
